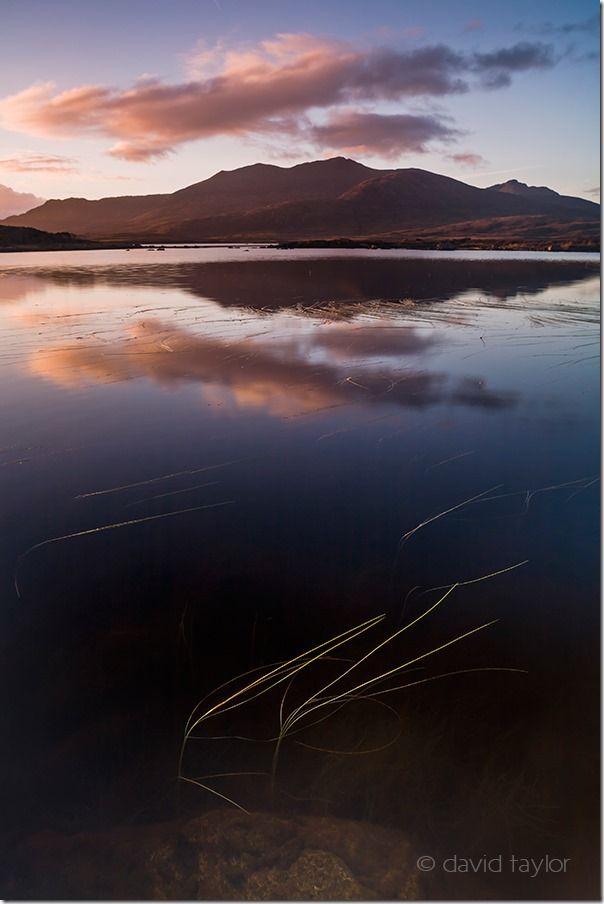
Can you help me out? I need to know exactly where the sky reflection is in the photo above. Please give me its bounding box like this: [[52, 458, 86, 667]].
[[0, 251, 598, 892], [0, 251, 597, 424]]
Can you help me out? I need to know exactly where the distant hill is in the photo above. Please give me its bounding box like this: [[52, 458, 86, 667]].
[[1, 158, 599, 249], [0, 184, 44, 219], [488, 179, 597, 217], [0, 224, 102, 251]]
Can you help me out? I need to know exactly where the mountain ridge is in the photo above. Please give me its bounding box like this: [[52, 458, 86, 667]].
[[1, 157, 598, 247]]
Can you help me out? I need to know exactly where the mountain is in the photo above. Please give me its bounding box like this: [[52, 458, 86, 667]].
[[488, 179, 597, 216], [1, 158, 599, 247], [0, 184, 44, 219]]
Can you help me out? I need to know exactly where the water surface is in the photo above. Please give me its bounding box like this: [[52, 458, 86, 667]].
[[0, 248, 599, 899]]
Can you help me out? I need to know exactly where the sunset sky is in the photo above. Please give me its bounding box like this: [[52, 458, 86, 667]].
[[0, 0, 598, 201]]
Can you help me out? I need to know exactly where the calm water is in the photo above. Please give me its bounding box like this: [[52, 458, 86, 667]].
[[0, 248, 599, 899]]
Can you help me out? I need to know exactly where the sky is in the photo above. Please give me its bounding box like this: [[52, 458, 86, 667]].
[[0, 0, 599, 201]]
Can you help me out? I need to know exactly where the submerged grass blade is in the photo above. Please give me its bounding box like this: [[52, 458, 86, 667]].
[[400, 485, 503, 546], [184, 617, 384, 733], [417, 559, 529, 596], [367, 666, 528, 698], [294, 696, 403, 757], [14, 500, 235, 599], [179, 614, 385, 774], [180, 550, 527, 809], [183, 613, 384, 737], [285, 619, 500, 736], [282, 584, 458, 736], [178, 775, 250, 813], [75, 457, 247, 500], [125, 480, 221, 508]]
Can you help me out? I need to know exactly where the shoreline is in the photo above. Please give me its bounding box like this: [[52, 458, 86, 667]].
[[275, 238, 600, 253], [0, 242, 141, 253], [0, 239, 599, 254]]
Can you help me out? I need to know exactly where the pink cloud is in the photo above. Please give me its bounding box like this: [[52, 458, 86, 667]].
[[0, 33, 557, 162], [0, 152, 79, 174], [0, 82, 111, 137], [447, 152, 487, 168]]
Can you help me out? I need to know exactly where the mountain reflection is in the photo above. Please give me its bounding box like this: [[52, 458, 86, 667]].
[[4, 255, 598, 310], [30, 318, 517, 416]]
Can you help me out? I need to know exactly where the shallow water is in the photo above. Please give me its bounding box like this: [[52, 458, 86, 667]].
[[0, 248, 599, 899]]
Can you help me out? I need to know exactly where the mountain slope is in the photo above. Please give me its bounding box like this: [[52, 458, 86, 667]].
[[1, 157, 599, 245], [3, 192, 167, 236]]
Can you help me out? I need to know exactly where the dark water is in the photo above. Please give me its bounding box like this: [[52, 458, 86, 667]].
[[0, 248, 599, 899]]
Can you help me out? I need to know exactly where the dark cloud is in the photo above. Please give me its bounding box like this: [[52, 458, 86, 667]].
[[309, 111, 460, 158], [347, 45, 470, 97], [472, 41, 557, 72], [478, 71, 512, 89], [515, 16, 599, 37], [471, 42, 557, 89], [567, 49, 599, 63]]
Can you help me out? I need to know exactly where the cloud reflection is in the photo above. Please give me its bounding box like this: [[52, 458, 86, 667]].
[[30, 318, 517, 417]]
